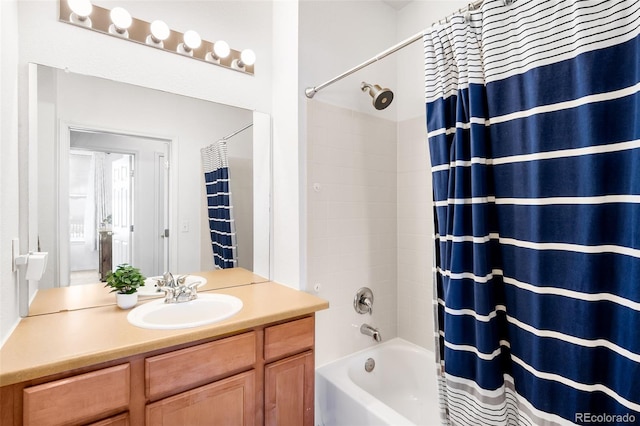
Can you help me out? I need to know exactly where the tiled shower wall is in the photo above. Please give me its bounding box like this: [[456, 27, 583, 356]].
[[397, 116, 435, 351], [308, 102, 436, 365], [307, 101, 398, 366]]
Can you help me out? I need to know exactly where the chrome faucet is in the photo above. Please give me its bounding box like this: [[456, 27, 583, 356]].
[[360, 324, 382, 342], [354, 287, 374, 315], [157, 272, 199, 303], [161, 272, 177, 288]]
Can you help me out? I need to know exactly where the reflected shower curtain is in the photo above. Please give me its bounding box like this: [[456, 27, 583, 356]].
[[425, 0, 640, 424], [201, 141, 237, 269]]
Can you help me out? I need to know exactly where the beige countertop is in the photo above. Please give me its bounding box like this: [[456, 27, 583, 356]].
[[0, 272, 328, 387]]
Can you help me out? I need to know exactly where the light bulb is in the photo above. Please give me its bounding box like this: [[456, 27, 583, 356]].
[[110, 7, 132, 30], [68, 0, 92, 27], [239, 49, 256, 66], [206, 40, 231, 63], [68, 0, 92, 18], [147, 20, 170, 46], [183, 30, 202, 50], [108, 7, 132, 37], [150, 20, 170, 41], [213, 41, 230, 59], [177, 30, 201, 56]]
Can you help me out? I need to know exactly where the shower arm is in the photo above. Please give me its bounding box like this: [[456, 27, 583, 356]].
[[303, 0, 485, 99]]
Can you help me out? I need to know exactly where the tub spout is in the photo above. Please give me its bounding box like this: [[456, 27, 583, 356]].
[[360, 323, 382, 342]]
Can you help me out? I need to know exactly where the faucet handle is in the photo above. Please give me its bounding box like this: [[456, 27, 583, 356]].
[[162, 272, 175, 287], [185, 281, 200, 298], [157, 285, 176, 303], [354, 287, 374, 315], [362, 297, 373, 315]]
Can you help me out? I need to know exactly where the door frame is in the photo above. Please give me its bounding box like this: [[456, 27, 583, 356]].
[[56, 122, 176, 286]]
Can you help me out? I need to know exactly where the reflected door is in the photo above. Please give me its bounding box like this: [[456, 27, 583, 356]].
[[156, 153, 169, 275], [111, 155, 133, 268]]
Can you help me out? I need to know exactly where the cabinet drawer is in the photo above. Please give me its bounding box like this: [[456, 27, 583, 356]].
[[88, 412, 130, 426], [23, 363, 130, 426], [145, 331, 256, 400], [264, 317, 314, 362]]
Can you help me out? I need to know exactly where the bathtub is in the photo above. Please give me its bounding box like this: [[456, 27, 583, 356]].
[[316, 338, 442, 426]]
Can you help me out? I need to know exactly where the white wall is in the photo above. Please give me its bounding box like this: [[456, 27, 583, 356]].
[[271, 0, 301, 288], [0, 0, 22, 345], [299, 0, 399, 116], [18, 0, 273, 113], [299, 0, 400, 365], [308, 101, 398, 365]]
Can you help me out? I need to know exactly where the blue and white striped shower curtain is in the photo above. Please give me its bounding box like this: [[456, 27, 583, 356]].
[[425, 0, 639, 424], [201, 141, 237, 269]]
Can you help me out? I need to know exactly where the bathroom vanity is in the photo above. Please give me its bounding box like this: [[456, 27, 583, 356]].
[[0, 270, 328, 425]]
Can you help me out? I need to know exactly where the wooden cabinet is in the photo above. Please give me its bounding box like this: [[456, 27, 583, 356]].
[[265, 351, 314, 426], [4, 315, 316, 426], [264, 317, 315, 426], [22, 364, 130, 426], [146, 370, 255, 426]]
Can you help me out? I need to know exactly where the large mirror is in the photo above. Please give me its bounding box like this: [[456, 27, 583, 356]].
[[30, 64, 271, 300]]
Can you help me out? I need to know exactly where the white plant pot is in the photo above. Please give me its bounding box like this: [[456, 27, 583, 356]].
[[116, 292, 138, 310]]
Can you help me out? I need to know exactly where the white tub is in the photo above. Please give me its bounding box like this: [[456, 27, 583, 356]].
[[316, 338, 442, 426]]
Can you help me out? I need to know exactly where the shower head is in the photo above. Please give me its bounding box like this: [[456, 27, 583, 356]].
[[361, 82, 394, 110]]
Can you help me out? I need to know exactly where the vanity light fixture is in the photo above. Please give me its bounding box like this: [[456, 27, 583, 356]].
[[177, 30, 202, 56], [206, 40, 231, 63], [146, 20, 170, 47], [68, 0, 92, 27], [108, 7, 132, 38], [233, 49, 256, 70], [59, 0, 255, 75]]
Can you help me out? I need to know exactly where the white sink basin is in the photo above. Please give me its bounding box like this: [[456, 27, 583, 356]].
[[127, 293, 243, 330]]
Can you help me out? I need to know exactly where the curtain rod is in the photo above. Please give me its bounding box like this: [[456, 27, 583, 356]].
[[304, 0, 486, 99], [219, 123, 253, 143]]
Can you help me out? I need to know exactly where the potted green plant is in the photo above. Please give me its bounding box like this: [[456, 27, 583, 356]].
[[104, 263, 146, 309]]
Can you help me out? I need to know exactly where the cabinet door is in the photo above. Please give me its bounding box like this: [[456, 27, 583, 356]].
[[264, 351, 314, 426], [146, 370, 255, 426]]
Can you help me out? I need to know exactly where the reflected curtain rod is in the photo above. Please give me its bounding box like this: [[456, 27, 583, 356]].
[[304, 0, 486, 99], [219, 123, 253, 143]]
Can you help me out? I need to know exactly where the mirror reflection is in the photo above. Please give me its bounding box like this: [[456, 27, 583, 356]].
[[67, 130, 170, 285], [33, 64, 269, 293]]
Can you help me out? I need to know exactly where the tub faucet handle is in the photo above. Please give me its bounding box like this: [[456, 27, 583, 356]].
[[354, 287, 374, 315], [362, 297, 373, 315]]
